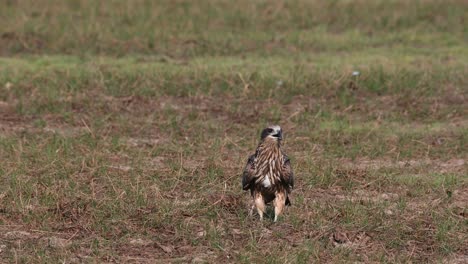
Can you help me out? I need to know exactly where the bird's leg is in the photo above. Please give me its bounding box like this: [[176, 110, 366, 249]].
[[273, 192, 286, 222], [248, 203, 255, 217], [254, 193, 266, 221]]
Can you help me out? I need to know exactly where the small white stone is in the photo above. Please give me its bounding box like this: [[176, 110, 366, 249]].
[[5, 82, 13, 90]]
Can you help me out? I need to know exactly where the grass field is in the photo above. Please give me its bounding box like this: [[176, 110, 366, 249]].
[[0, 0, 467, 263]]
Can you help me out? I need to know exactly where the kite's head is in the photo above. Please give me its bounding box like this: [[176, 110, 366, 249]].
[[260, 125, 283, 141]]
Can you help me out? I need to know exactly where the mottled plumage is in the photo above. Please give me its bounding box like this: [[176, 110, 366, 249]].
[[242, 125, 294, 222]]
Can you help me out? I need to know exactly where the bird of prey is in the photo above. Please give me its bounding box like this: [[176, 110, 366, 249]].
[[242, 125, 294, 222]]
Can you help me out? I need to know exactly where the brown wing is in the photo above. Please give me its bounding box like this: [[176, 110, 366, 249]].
[[242, 154, 256, 190], [281, 154, 294, 191]]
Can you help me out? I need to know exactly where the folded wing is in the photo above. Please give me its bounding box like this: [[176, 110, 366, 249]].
[[281, 154, 294, 191], [242, 154, 256, 190]]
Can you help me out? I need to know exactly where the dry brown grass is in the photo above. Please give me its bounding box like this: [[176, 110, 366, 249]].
[[0, 0, 467, 263]]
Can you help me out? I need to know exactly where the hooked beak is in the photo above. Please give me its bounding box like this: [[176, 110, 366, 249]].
[[273, 131, 283, 140]]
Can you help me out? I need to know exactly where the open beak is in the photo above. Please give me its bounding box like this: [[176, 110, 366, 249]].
[[273, 131, 283, 140]]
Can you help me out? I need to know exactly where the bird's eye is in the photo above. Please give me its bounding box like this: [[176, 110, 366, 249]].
[[267, 128, 274, 133]]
